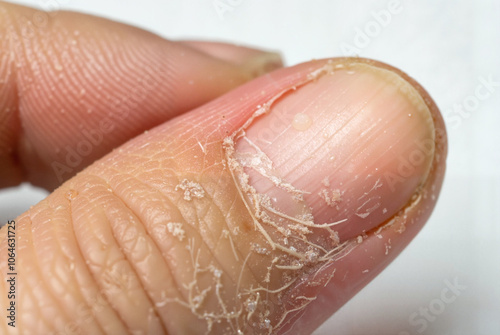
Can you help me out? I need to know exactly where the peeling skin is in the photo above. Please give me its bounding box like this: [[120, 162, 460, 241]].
[[166, 222, 186, 241], [117, 60, 430, 334], [0, 5, 446, 333], [173, 59, 435, 335], [208, 59, 429, 334], [175, 179, 206, 201], [235, 136, 308, 201], [5, 58, 442, 335], [318, 188, 342, 208]]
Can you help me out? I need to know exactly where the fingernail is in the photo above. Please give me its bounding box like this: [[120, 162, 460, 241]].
[[233, 61, 435, 242], [180, 40, 283, 77]]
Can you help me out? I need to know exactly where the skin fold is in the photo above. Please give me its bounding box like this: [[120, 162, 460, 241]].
[[0, 3, 447, 335]]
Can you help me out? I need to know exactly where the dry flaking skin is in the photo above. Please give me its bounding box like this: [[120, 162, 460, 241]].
[[162, 59, 433, 335]]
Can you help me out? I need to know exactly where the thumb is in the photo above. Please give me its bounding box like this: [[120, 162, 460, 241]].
[[0, 58, 446, 334], [0, 1, 282, 190]]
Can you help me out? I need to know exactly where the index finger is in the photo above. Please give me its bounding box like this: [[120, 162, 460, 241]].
[[0, 1, 282, 190]]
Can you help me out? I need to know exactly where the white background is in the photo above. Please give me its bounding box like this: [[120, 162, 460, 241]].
[[1, 0, 499, 334]]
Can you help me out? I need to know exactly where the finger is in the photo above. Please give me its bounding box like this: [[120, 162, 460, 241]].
[[0, 57, 446, 334], [275, 64, 447, 334], [180, 40, 283, 77], [0, 1, 282, 190]]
